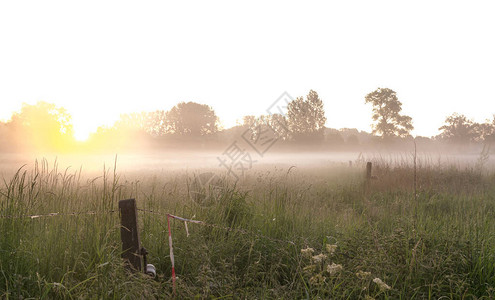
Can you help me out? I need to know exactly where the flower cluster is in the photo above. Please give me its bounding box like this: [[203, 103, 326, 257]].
[[301, 243, 344, 287], [300, 243, 392, 296], [308, 273, 325, 286], [373, 277, 391, 291], [311, 253, 327, 263], [325, 244, 337, 255], [356, 270, 371, 280], [326, 263, 343, 275], [300, 247, 315, 258]]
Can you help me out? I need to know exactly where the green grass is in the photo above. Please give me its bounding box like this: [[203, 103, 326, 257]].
[[1, 157, 495, 299]]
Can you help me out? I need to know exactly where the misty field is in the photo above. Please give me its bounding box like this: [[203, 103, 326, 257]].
[[1, 154, 495, 299]]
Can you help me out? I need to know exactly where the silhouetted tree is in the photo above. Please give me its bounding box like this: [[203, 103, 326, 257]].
[[117, 110, 167, 136], [146, 110, 168, 136], [117, 112, 149, 133], [7, 101, 74, 151], [166, 102, 218, 136], [287, 90, 326, 142], [365, 88, 413, 138], [241, 114, 289, 145], [438, 113, 476, 143], [0, 122, 11, 151], [241, 115, 256, 128], [269, 113, 289, 140], [346, 134, 359, 146], [325, 129, 344, 145], [472, 115, 495, 143]]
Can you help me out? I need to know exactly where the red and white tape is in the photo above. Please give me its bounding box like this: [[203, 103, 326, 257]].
[[166, 213, 204, 294], [166, 214, 176, 295]]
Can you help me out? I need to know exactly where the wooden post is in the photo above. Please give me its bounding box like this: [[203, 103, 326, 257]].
[[364, 162, 373, 195], [119, 199, 142, 271], [366, 162, 372, 181]]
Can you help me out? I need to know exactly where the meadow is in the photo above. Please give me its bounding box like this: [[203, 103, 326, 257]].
[[1, 152, 495, 299]]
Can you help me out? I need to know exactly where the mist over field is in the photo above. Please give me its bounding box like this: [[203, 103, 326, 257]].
[[2, 1, 495, 298], [0, 96, 493, 178], [2, 144, 495, 298], [1, 91, 495, 299], [1, 148, 493, 178]]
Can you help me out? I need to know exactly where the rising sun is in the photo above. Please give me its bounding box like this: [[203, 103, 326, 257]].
[[74, 130, 90, 142], [73, 123, 93, 142]]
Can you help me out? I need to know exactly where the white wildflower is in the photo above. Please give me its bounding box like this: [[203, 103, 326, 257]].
[[326, 263, 343, 275], [303, 264, 316, 275], [300, 247, 315, 258], [373, 277, 391, 291], [325, 244, 338, 255], [311, 253, 327, 263], [309, 273, 325, 286], [356, 270, 371, 279]]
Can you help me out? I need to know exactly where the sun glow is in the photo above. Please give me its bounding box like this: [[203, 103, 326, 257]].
[[73, 122, 94, 142], [74, 130, 90, 142]]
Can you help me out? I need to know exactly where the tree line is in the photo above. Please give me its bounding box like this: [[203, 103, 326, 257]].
[[0, 88, 494, 152]]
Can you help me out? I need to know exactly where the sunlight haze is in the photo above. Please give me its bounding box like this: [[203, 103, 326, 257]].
[[1, 0, 494, 139], [3, 3, 495, 297]]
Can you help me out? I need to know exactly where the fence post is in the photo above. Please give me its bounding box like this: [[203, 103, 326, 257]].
[[119, 199, 142, 272], [366, 162, 372, 181]]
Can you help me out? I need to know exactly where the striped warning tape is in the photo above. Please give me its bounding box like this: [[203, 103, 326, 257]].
[[2, 206, 297, 296], [166, 214, 176, 296], [138, 208, 297, 295]]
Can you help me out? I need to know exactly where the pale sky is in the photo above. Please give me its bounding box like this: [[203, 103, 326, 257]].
[[1, 1, 494, 140]]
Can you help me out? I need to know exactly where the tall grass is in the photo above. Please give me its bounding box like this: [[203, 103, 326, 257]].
[[1, 156, 495, 298]]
